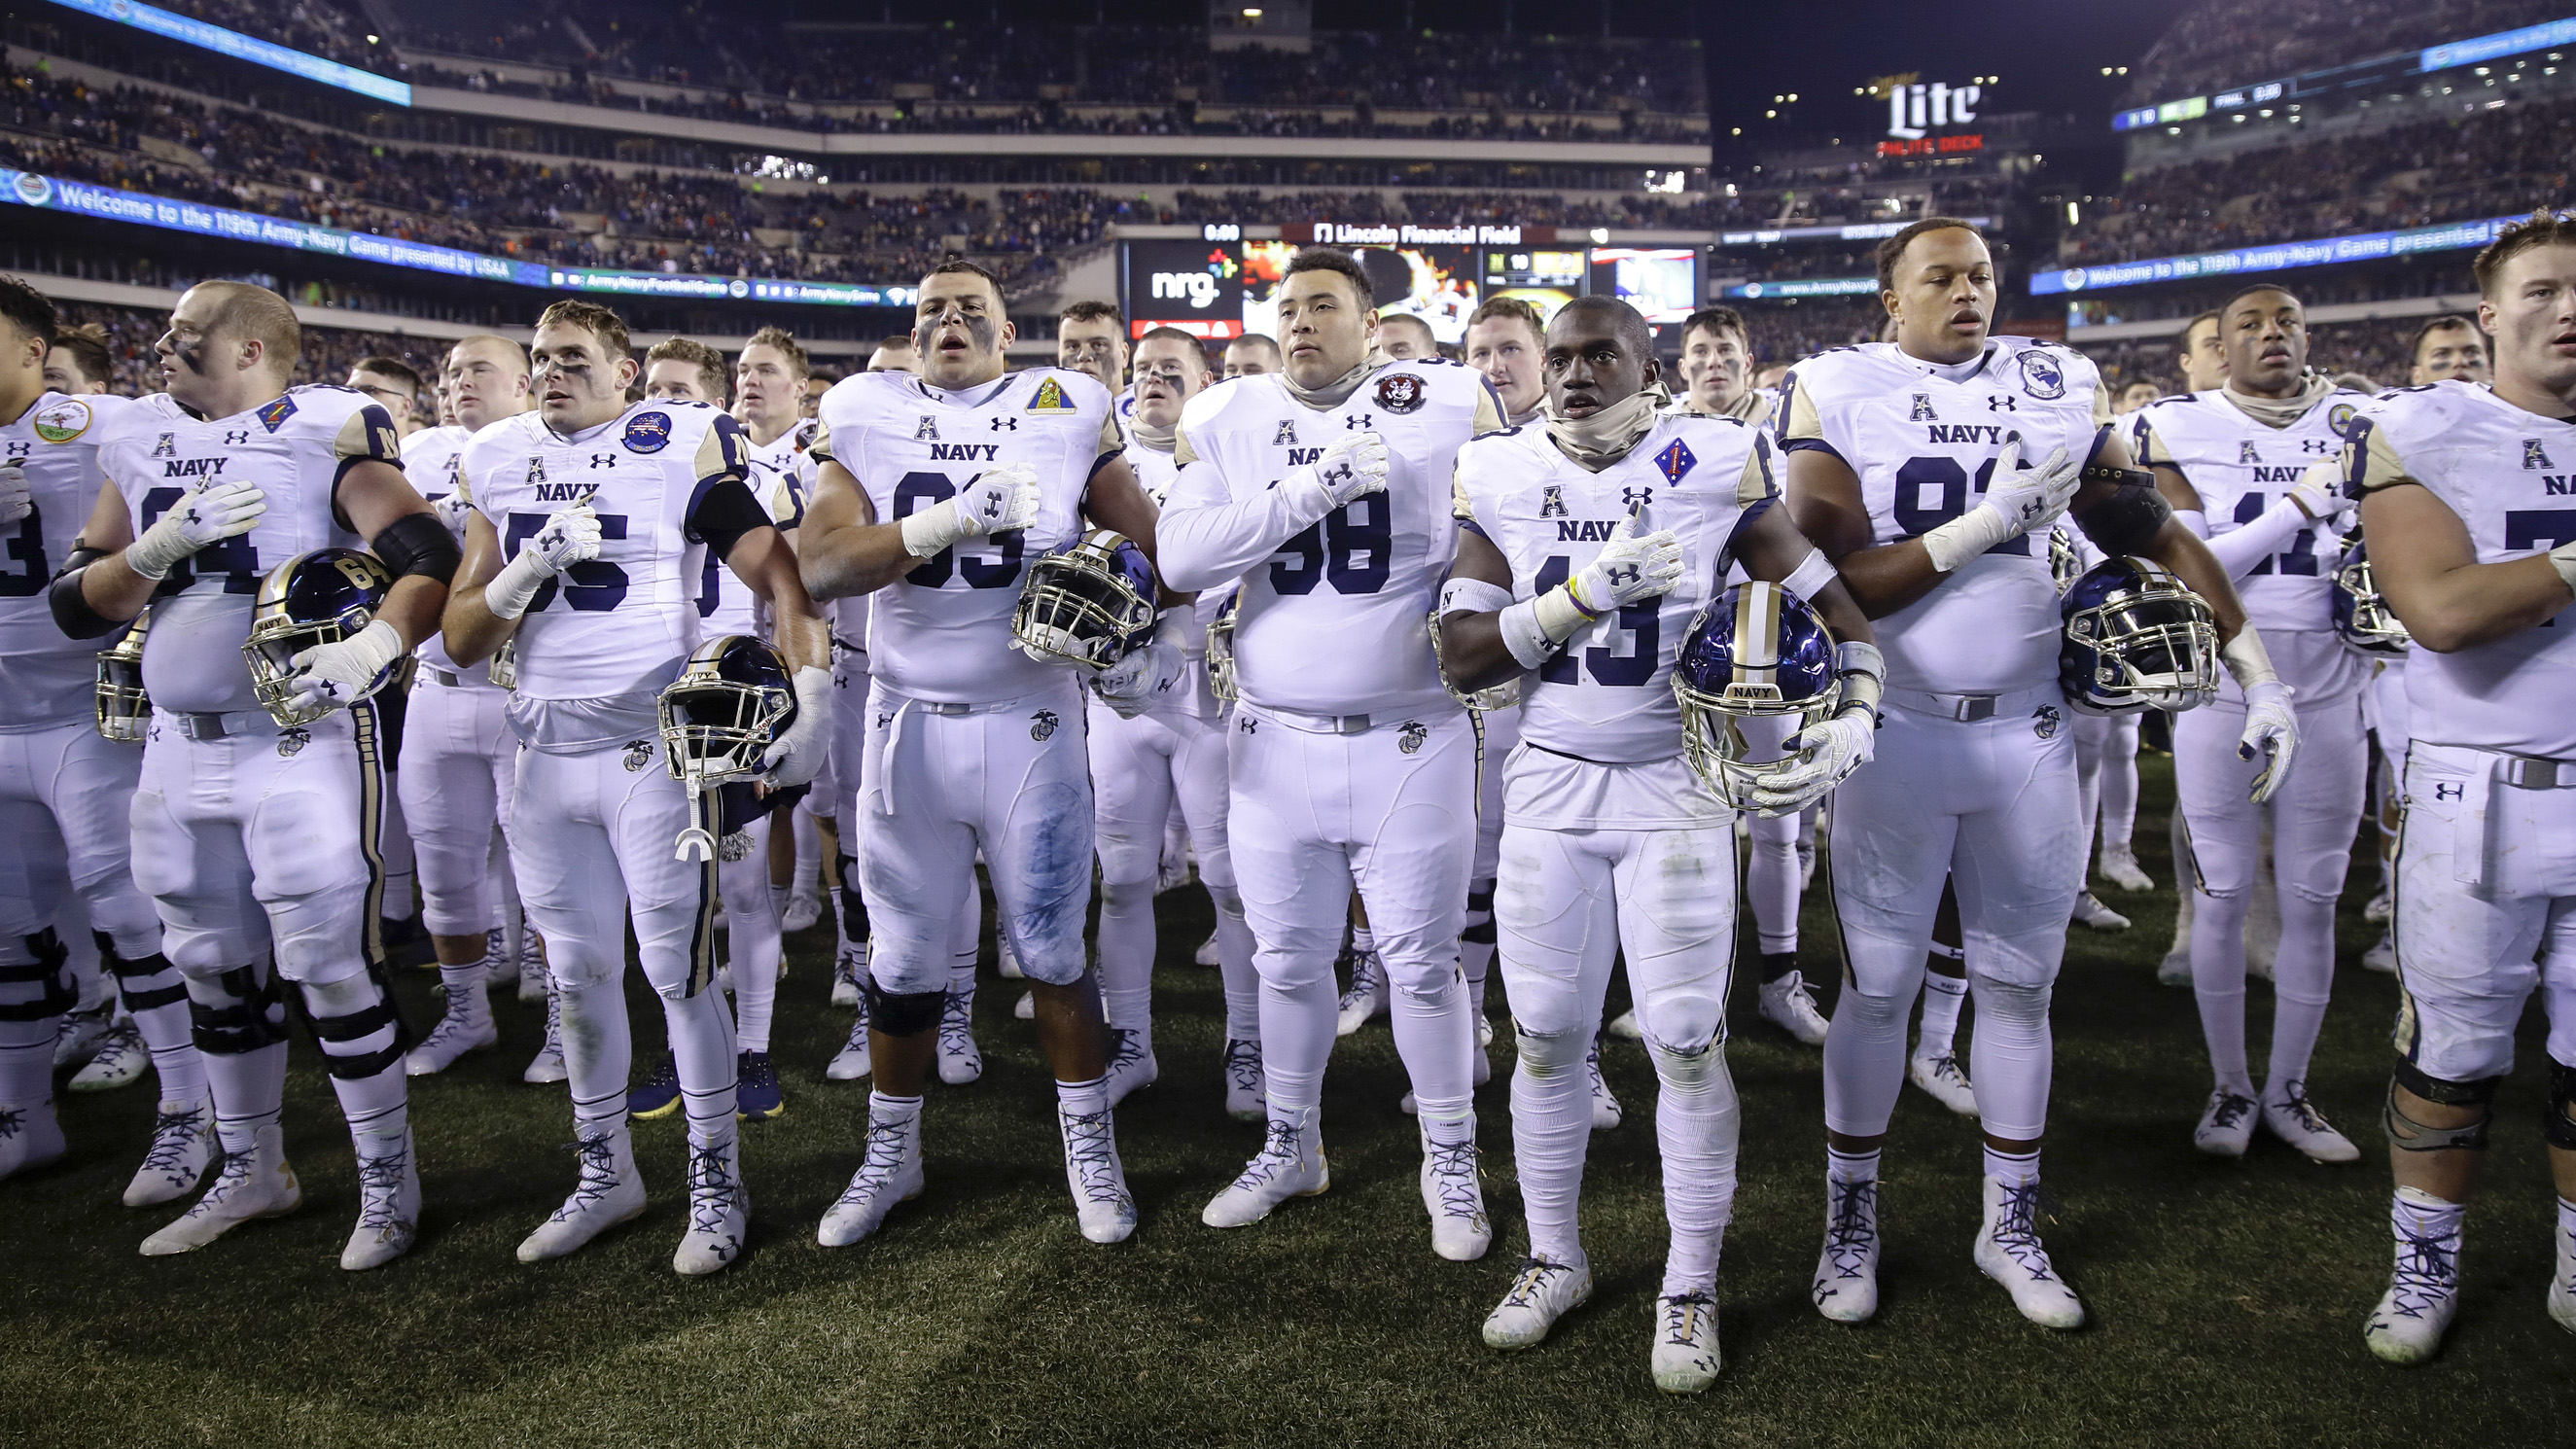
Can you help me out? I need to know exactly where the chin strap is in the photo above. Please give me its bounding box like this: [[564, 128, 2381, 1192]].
[[675, 784, 718, 864]]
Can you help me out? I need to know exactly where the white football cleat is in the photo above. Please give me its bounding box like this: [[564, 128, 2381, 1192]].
[[141, 1123, 300, 1255], [1758, 971, 1830, 1046], [1908, 1050, 1978, 1116], [1202, 1113, 1328, 1228], [1605, 1007, 1643, 1042], [1335, 951, 1386, 1036], [2070, 891, 2131, 932], [935, 990, 982, 1085], [521, 983, 568, 1085], [2261, 1083, 2359, 1163], [516, 1125, 646, 1262], [1157, 856, 1193, 895], [2548, 1219, 2576, 1336], [70, 1018, 148, 1092], [2363, 889, 2394, 926], [1812, 1175, 1880, 1323], [826, 1010, 873, 1082], [673, 1136, 749, 1275], [1481, 1255, 1593, 1349], [1012, 990, 1035, 1020], [340, 1129, 421, 1271], [0, 1097, 67, 1183], [515, 924, 547, 1003], [2193, 1087, 2259, 1157], [1059, 1100, 1136, 1245], [406, 987, 497, 1076], [829, 946, 865, 1007], [2097, 847, 2154, 893], [996, 937, 1025, 979], [2157, 939, 2193, 988], [2362, 931, 2397, 975], [1105, 1029, 1157, 1107], [1587, 1039, 1622, 1130], [1973, 1175, 2084, 1329], [1419, 1122, 1490, 1261], [123, 1099, 217, 1207], [1221, 1039, 1265, 1122], [817, 1113, 925, 1247], [53, 1004, 112, 1068], [781, 889, 822, 934], [2365, 1230, 2460, 1364], [1194, 934, 1220, 968], [1650, 1291, 1721, 1395]]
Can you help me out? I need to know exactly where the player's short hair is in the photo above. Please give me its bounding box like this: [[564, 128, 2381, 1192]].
[[1551, 295, 1653, 356], [2179, 308, 2222, 347], [50, 321, 112, 385], [193, 280, 301, 378], [1378, 313, 1437, 345], [0, 273, 57, 344], [1680, 306, 1749, 351], [1059, 299, 1122, 328], [1466, 296, 1545, 341], [2333, 371, 2378, 393], [740, 325, 810, 381], [1134, 325, 1205, 355], [2221, 283, 2302, 316], [1283, 246, 1374, 310], [353, 354, 422, 393], [451, 335, 528, 374], [923, 259, 1006, 309], [1227, 333, 1283, 362], [537, 299, 631, 362], [1874, 217, 1984, 295], [647, 336, 729, 401], [877, 335, 916, 352], [810, 366, 844, 386], [2410, 313, 2483, 361], [2473, 210, 2576, 297]]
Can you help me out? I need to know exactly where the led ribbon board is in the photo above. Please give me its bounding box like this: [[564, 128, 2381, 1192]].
[[45, 0, 413, 106], [2032, 215, 2533, 296]]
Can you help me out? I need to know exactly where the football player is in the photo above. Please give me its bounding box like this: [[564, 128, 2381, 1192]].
[[864, 336, 918, 376], [2135, 285, 2368, 1162], [2113, 379, 2162, 415], [57, 281, 458, 1267], [1158, 247, 1500, 1255], [2349, 215, 2576, 1362], [0, 276, 213, 1204], [1443, 295, 1883, 1392], [347, 357, 428, 950], [1676, 307, 1765, 423], [1376, 314, 1440, 362], [644, 338, 728, 408], [797, 260, 1165, 1247], [442, 300, 830, 1276], [397, 336, 545, 1080], [45, 322, 115, 396], [1058, 300, 1129, 401], [1783, 220, 2282, 1328], [2178, 308, 2229, 393], [1224, 335, 1283, 379], [1465, 299, 1545, 428]]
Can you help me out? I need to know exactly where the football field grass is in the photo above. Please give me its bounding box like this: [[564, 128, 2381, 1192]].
[[7, 754, 2573, 1447]]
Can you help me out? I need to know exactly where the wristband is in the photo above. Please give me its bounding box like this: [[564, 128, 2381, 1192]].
[[2551, 541, 2576, 596], [1920, 506, 2016, 575], [1499, 599, 1558, 670], [1438, 576, 1515, 617], [1780, 546, 1839, 602], [900, 501, 963, 558], [2220, 626, 2279, 690], [1531, 583, 1596, 644], [482, 549, 553, 621], [1833, 639, 1885, 721]]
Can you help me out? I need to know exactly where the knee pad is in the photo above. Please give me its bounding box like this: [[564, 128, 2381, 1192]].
[[1100, 877, 1155, 913], [865, 978, 943, 1037], [1967, 974, 2055, 1023], [2385, 1061, 2498, 1153], [299, 968, 411, 1080], [102, 935, 189, 1012], [0, 930, 73, 1021], [1511, 1018, 1590, 1078], [2547, 1061, 2576, 1152], [1640, 990, 1727, 1061], [1645, 1036, 1727, 1088], [187, 961, 290, 1055], [1463, 886, 1496, 945]]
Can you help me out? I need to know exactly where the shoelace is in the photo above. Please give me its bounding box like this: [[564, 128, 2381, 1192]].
[[839, 1012, 870, 1053], [353, 1145, 411, 1232], [2384, 1232, 2459, 1320], [1222, 1040, 1262, 1095], [2272, 1085, 2331, 1135], [1107, 1028, 1147, 1075], [0, 1106, 22, 1141], [186, 1148, 256, 1219], [938, 993, 974, 1047], [2206, 1090, 2256, 1134], [1661, 1292, 1715, 1348], [1821, 1178, 1878, 1279], [1501, 1256, 1575, 1311], [1989, 1179, 2059, 1281], [1060, 1107, 1127, 1205], [837, 1119, 913, 1206], [420, 999, 483, 1047], [552, 1135, 622, 1221], [686, 1144, 741, 1236], [1425, 1136, 1483, 1221], [1231, 1119, 1305, 1191], [1925, 1054, 1967, 1085], [138, 1106, 208, 1178], [90, 1021, 143, 1061], [1337, 956, 1381, 1011]]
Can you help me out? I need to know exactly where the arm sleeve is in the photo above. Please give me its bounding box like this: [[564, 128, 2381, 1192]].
[[1153, 441, 1326, 593], [2200, 495, 2320, 581], [687, 478, 772, 557]]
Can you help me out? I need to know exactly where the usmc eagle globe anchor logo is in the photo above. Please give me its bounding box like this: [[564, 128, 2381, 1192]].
[[1398, 721, 1429, 755], [1032, 709, 1061, 741]]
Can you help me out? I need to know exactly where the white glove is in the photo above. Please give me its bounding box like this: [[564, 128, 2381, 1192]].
[[759, 666, 835, 788], [1278, 431, 1390, 519], [1570, 510, 1685, 614], [431, 491, 476, 538], [1921, 437, 2080, 573], [285, 618, 404, 717], [2287, 464, 2357, 524], [0, 464, 29, 527], [2238, 679, 2299, 803], [902, 463, 1041, 557], [125, 478, 267, 580], [1747, 710, 1876, 815], [483, 500, 602, 620], [1092, 635, 1184, 720]]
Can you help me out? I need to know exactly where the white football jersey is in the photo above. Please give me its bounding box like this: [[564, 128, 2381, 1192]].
[[694, 426, 805, 640], [0, 392, 133, 729], [1780, 337, 2101, 694], [1124, 439, 1181, 505], [97, 386, 397, 715], [398, 422, 491, 686], [1456, 413, 1774, 764], [1171, 360, 1503, 717], [810, 368, 1121, 705], [464, 400, 748, 746], [2348, 380, 2576, 758]]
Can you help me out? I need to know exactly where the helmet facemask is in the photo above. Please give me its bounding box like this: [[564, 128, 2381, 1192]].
[[657, 635, 795, 787], [1673, 581, 1841, 811], [1012, 530, 1157, 672], [243, 550, 395, 726], [2061, 558, 2221, 714], [94, 608, 154, 743]]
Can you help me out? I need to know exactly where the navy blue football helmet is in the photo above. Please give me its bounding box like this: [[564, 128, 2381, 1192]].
[[658, 634, 796, 786], [94, 607, 153, 743], [1673, 581, 1840, 807], [2331, 537, 2409, 655], [1012, 529, 1157, 671], [1205, 587, 1241, 703], [2059, 556, 2220, 715], [243, 548, 397, 725]]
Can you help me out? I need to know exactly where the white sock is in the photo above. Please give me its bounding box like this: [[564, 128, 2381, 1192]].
[[2264, 895, 2336, 1091], [792, 803, 821, 898], [1096, 877, 1155, 1039], [664, 988, 739, 1147], [2191, 887, 2256, 1096], [2392, 1186, 2465, 1265], [1983, 1144, 2040, 1187], [300, 974, 408, 1142], [0, 1027, 53, 1107], [1965, 976, 2055, 1143], [1649, 1042, 1740, 1299], [558, 979, 633, 1134], [1826, 1146, 1880, 1184], [1821, 985, 1911, 1139], [1510, 1024, 1593, 1268], [868, 1089, 923, 1135], [204, 1041, 290, 1155], [1349, 924, 1375, 962], [1056, 1074, 1109, 1119], [1257, 970, 1338, 1119], [1918, 962, 1966, 1055], [1387, 964, 1473, 1120], [1209, 883, 1260, 1043]]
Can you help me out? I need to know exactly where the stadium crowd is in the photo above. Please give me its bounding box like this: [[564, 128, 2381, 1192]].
[[2126, 0, 2563, 100]]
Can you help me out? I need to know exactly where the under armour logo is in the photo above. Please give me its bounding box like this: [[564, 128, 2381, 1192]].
[[1345, 413, 1375, 430], [1620, 485, 1654, 512], [222, 430, 251, 444], [2301, 439, 2336, 454], [589, 453, 618, 468], [991, 417, 1018, 432], [1605, 563, 1641, 588], [1239, 715, 1258, 734], [1987, 395, 2016, 411], [2434, 782, 2464, 800]]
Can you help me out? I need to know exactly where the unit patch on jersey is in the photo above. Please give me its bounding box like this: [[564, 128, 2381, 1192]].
[[1272, 419, 1298, 446], [257, 395, 298, 433], [1027, 377, 1076, 414], [31, 398, 92, 442], [622, 411, 673, 454], [1375, 372, 1426, 414], [2328, 401, 2361, 438], [2032, 703, 2062, 740], [1398, 720, 1428, 754], [2019, 350, 2066, 401], [1031, 708, 1060, 741], [1653, 438, 1696, 484]]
